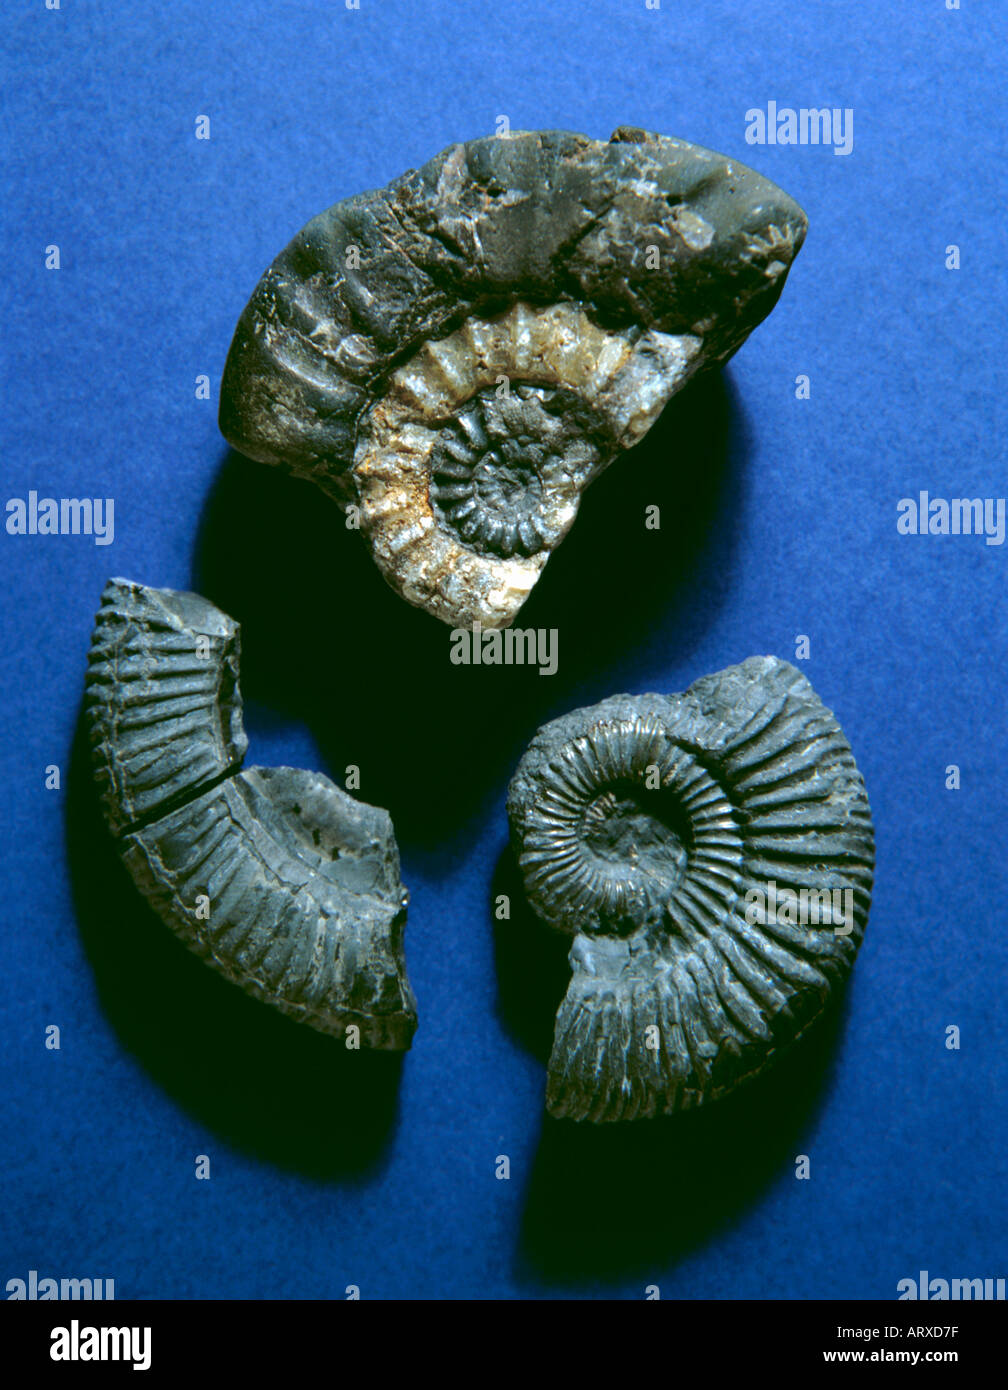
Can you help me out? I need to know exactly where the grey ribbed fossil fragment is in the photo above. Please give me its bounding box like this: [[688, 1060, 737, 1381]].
[[506, 657, 875, 1122], [220, 127, 807, 628], [85, 579, 416, 1049]]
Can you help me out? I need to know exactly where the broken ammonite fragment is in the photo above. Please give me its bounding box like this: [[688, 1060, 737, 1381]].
[[506, 658, 874, 1121], [84, 579, 417, 1049], [220, 128, 807, 628]]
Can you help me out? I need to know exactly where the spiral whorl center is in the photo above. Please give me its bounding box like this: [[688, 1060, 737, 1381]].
[[513, 712, 745, 938], [581, 781, 691, 900], [429, 382, 604, 559]]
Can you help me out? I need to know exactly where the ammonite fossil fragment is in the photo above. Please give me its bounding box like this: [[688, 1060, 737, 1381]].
[[85, 579, 417, 1049], [506, 658, 874, 1121], [220, 128, 807, 628]]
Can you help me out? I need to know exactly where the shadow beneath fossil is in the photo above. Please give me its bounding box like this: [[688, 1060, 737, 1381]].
[[64, 708, 404, 1181], [492, 846, 574, 1062], [491, 844, 853, 1288], [191, 370, 749, 864]]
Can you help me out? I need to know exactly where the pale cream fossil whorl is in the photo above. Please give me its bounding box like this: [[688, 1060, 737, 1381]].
[[353, 301, 701, 626]]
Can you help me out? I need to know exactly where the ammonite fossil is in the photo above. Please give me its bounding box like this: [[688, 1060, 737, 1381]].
[[85, 579, 417, 1049], [220, 128, 807, 628], [506, 658, 874, 1122]]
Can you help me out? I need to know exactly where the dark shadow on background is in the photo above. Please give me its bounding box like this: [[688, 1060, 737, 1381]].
[[65, 710, 404, 1181], [492, 845, 853, 1285], [192, 371, 748, 865], [492, 845, 573, 1062]]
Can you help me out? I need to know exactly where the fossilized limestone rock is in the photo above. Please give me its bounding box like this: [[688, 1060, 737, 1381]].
[[220, 128, 807, 627]]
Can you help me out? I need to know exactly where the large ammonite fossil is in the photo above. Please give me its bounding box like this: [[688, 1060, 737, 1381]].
[[219, 127, 807, 628], [506, 658, 875, 1122], [85, 579, 417, 1049]]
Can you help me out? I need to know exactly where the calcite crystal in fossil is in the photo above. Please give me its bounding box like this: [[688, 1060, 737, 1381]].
[[85, 579, 417, 1048], [506, 657, 875, 1121], [220, 128, 807, 628]]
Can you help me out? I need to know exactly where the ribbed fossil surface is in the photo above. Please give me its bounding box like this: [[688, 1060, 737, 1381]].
[[506, 657, 875, 1121], [85, 579, 416, 1049], [220, 128, 807, 627]]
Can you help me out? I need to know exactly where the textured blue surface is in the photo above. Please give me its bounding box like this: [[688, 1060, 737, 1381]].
[[2, 1, 1006, 1300]]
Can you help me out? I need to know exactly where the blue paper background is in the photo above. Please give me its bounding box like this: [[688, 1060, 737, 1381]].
[[2, 0, 1005, 1300]]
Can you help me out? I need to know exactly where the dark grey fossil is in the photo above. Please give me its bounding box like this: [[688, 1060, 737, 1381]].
[[506, 657, 875, 1122], [219, 127, 807, 629], [85, 578, 417, 1049]]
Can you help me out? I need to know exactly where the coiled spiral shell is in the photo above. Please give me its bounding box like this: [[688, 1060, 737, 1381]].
[[220, 128, 807, 627], [506, 657, 875, 1121]]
